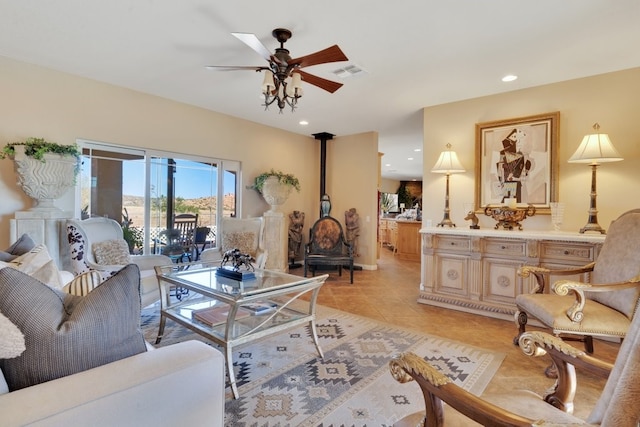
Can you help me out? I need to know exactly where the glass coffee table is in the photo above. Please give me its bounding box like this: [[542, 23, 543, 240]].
[[154, 262, 328, 398]]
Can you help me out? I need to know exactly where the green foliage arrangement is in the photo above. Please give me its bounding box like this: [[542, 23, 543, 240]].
[[121, 208, 143, 254], [1, 137, 81, 161], [253, 169, 301, 193], [2, 137, 82, 179]]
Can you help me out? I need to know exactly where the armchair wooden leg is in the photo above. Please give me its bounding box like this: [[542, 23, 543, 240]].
[[513, 310, 528, 345]]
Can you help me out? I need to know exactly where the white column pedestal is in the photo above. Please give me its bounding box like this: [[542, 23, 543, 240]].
[[10, 210, 73, 271], [263, 211, 288, 272]]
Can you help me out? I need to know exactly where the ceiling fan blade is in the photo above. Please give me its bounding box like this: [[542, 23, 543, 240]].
[[289, 45, 348, 68], [297, 70, 343, 93], [231, 32, 272, 62], [205, 65, 269, 71]]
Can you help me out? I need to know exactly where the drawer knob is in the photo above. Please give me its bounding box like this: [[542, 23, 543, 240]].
[[501, 246, 506, 249], [564, 250, 570, 255], [451, 242, 455, 245]]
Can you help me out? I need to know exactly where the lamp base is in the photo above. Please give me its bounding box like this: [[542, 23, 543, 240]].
[[579, 222, 606, 234], [436, 217, 456, 227]]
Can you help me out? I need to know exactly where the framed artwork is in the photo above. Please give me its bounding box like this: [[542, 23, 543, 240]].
[[475, 111, 559, 213]]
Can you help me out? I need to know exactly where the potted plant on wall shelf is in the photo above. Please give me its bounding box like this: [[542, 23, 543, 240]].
[[1, 137, 81, 211], [253, 169, 300, 212]]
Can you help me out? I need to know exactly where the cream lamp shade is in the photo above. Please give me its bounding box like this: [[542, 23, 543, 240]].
[[568, 123, 623, 164], [431, 144, 466, 174]]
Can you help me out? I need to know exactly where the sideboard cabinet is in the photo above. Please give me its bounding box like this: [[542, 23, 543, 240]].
[[418, 228, 605, 321]]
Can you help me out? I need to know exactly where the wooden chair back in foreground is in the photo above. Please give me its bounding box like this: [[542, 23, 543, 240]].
[[304, 216, 354, 283], [389, 306, 640, 426]]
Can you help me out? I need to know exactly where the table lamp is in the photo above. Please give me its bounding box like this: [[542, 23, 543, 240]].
[[432, 143, 465, 227], [568, 123, 623, 234]]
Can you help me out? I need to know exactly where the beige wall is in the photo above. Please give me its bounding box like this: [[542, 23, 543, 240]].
[[327, 132, 379, 267], [380, 178, 400, 194], [422, 67, 640, 232], [0, 56, 379, 268]]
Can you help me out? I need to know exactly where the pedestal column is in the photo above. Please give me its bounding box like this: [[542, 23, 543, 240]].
[[263, 211, 288, 272], [10, 210, 73, 271]]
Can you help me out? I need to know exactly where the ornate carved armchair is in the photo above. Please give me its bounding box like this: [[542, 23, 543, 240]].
[[389, 307, 640, 426], [515, 209, 640, 356], [304, 216, 354, 283]]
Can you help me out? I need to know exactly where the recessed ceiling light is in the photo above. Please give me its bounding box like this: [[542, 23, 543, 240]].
[[385, 163, 391, 167], [299, 120, 309, 126], [502, 74, 518, 82], [408, 157, 414, 161], [414, 148, 422, 152]]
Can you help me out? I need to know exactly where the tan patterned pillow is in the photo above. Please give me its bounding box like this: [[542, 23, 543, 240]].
[[222, 232, 257, 257], [92, 239, 132, 266]]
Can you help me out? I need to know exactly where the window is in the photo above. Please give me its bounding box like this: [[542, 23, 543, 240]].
[[78, 140, 239, 255]]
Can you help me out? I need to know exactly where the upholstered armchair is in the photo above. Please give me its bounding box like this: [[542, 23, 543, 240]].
[[515, 209, 640, 357], [389, 307, 640, 426], [66, 217, 173, 308], [200, 217, 267, 269]]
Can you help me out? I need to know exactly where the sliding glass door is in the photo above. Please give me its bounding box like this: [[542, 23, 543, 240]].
[[79, 141, 239, 255]]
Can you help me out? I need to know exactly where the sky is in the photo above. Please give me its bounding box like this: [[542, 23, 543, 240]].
[[121, 158, 236, 198]]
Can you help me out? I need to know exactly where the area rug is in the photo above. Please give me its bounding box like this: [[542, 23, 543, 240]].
[[141, 304, 505, 426]]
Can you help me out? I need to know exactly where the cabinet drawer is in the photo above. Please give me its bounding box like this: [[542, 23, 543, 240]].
[[483, 238, 526, 257], [435, 236, 470, 252], [541, 242, 596, 264]]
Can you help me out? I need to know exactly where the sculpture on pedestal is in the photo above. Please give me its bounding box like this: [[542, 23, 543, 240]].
[[344, 208, 360, 257], [288, 211, 305, 268]]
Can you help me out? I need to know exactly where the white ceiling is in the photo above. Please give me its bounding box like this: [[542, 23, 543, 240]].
[[1, 1, 639, 181]]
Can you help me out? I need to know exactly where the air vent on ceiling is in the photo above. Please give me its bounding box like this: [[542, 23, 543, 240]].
[[331, 64, 367, 79]]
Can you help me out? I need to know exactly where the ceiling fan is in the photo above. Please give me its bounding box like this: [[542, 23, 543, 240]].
[[206, 28, 348, 112]]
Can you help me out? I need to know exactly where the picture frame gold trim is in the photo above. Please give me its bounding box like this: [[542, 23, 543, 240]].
[[474, 111, 559, 214]]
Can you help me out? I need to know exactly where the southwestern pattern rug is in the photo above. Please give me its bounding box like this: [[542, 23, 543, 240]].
[[141, 304, 505, 426]]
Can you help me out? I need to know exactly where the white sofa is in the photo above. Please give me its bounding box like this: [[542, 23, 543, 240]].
[[0, 341, 225, 427]]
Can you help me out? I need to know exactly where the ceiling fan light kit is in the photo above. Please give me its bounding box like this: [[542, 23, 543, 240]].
[[208, 28, 348, 113]]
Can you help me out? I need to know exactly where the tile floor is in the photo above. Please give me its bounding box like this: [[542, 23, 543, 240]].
[[291, 247, 620, 421]]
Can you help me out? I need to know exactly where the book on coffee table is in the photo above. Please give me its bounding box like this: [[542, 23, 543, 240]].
[[192, 306, 250, 326], [241, 301, 278, 315]]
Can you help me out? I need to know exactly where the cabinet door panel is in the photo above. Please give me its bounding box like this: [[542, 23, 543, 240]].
[[435, 255, 468, 297], [483, 258, 523, 304]]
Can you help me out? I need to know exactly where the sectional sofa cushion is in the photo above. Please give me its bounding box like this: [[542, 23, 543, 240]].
[[0, 264, 147, 391]]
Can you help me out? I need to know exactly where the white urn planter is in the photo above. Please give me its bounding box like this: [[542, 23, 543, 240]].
[[260, 176, 293, 212], [11, 145, 79, 211]]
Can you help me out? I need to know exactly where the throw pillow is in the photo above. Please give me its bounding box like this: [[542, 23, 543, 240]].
[[92, 239, 132, 266], [0, 312, 25, 359], [0, 264, 147, 391], [0, 233, 36, 262], [0, 244, 64, 289], [62, 270, 103, 296]]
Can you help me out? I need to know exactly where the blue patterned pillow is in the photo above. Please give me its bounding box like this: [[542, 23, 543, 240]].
[[0, 264, 146, 391]]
